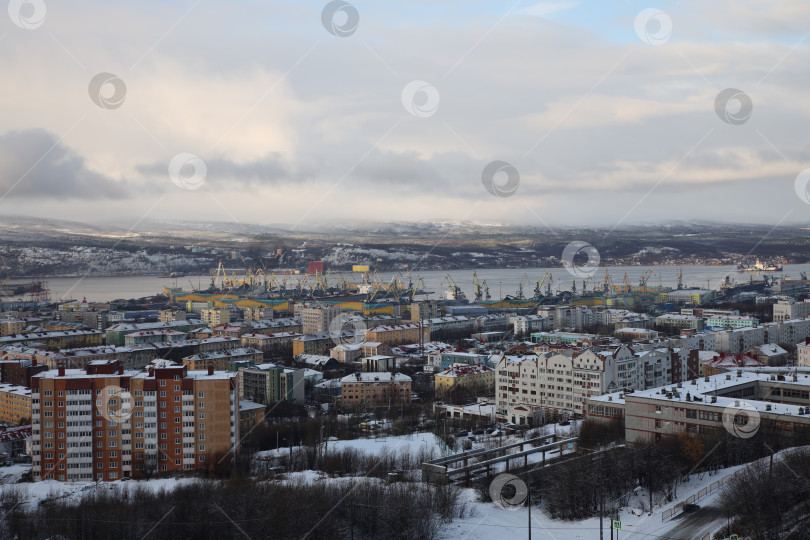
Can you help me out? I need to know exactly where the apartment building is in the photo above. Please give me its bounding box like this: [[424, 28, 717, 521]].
[[0, 330, 104, 350], [706, 315, 758, 329], [124, 330, 187, 347], [238, 363, 305, 404], [301, 305, 342, 334], [495, 345, 697, 422], [0, 357, 48, 387], [243, 307, 275, 321], [655, 314, 704, 332], [240, 332, 301, 353], [434, 364, 495, 397], [201, 308, 231, 326], [0, 319, 26, 337], [363, 323, 430, 346], [0, 383, 32, 425], [773, 299, 810, 322], [182, 347, 263, 371], [106, 321, 203, 346], [339, 372, 412, 409], [31, 360, 238, 482], [238, 400, 265, 434], [537, 305, 594, 331]]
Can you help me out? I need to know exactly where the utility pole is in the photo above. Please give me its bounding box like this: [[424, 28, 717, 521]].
[[527, 474, 532, 540]]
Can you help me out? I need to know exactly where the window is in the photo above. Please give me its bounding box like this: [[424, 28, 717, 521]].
[[160, 380, 166, 387], [198, 392, 204, 398]]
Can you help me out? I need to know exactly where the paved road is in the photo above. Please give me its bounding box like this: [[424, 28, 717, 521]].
[[660, 504, 727, 540]]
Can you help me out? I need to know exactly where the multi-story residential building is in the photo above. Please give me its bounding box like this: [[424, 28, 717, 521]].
[[0, 319, 26, 337], [530, 331, 597, 345], [0, 357, 47, 387], [237, 363, 305, 404], [511, 315, 546, 336], [0, 383, 32, 425], [773, 299, 810, 322], [212, 318, 302, 337], [158, 310, 187, 323], [292, 332, 354, 356], [537, 306, 594, 331], [495, 344, 698, 423], [655, 314, 704, 333], [301, 305, 342, 335], [201, 308, 231, 326], [238, 400, 265, 434], [243, 307, 275, 321], [0, 330, 104, 350], [105, 321, 203, 346], [586, 371, 810, 445], [746, 344, 788, 366], [339, 372, 412, 409], [714, 326, 766, 354], [439, 351, 489, 371], [240, 332, 300, 353], [124, 330, 187, 347], [798, 339, 810, 367], [410, 300, 440, 322], [435, 364, 495, 397], [425, 316, 476, 336], [363, 323, 430, 346], [31, 360, 239, 482], [706, 315, 759, 329], [182, 347, 263, 371]]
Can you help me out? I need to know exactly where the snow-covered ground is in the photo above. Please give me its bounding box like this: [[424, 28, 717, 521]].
[[439, 463, 745, 539]]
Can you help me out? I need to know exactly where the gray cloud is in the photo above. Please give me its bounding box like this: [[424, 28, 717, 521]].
[[0, 129, 126, 199]]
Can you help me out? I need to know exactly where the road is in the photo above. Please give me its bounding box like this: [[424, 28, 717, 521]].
[[659, 504, 727, 540]]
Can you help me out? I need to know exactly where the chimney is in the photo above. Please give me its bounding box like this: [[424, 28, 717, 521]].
[[118, 363, 124, 375], [208, 364, 214, 376], [58, 364, 65, 377], [32, 358, 37, 366]]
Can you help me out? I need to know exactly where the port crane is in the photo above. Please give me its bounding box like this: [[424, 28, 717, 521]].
[[444, 275, 465, 301], [534, 272, 553, 299], [517, 273, 529, 300], [472, 271, 484, 303], [639, 269, 656, 293]]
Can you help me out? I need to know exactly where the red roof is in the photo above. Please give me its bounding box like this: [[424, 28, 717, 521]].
[[705, 354, 763, 368], [0, 424, 32, 442]]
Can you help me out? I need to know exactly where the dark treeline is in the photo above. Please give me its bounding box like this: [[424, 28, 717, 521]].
[[477, 418, 810, 521], [0, 477, 463, 540]]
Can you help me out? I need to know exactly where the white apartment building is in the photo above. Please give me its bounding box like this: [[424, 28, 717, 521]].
[[201, 308, 230, 326], [537, 306, 594, 331], [773, 299, 810, 322], [301, 305, 342, 335]]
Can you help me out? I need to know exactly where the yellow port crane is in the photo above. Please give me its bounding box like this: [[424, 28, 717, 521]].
[[639, 269, 656, 293], [473, 271, 484, 303], [517, 273, 529, 300], [534, 271, 553, 298]]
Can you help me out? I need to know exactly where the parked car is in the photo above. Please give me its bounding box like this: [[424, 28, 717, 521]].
[[457, 430, 469, 437], [473, 429, 485, 435]]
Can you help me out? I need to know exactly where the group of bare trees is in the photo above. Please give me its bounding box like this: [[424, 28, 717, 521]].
[[0, 476, 462, 540], [719, 447, 810, 540]]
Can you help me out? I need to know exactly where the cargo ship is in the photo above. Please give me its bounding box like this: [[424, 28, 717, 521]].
[[736, 258, 784, 272]]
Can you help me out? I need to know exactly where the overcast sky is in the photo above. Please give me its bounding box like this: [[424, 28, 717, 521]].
[[1, 0, 810, 229]]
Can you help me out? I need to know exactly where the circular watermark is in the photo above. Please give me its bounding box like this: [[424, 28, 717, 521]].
[[98, 385, 133, 423], [715, 88, 752, 125], [321, 0, 359, 37], [328, 312, 368, 347], [794, 169, 810, 205], [634, 8, 672, 46], [88, 72, 127, 110], [722, 401, 761, 439], [489, 473, 528, 510], [401, 80, 440, 118], [561, 241, 601, 279], [481, 160, 519, 198], [8, 0, 46, 29], [169, 152, 207, 190]]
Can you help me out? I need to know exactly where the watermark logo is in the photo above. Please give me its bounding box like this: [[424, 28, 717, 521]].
[[169, 153, 207, 190], [722, 401, 761, 439], [8, 0, 46, 29], [481, 160, 519, 198], [634, 8, 672, 46], [793, 169, 810, 205], [401, 80, 440, 118], [489, 473, 528, 510], [321, 0, 359, 37], [715, 88, 752, 125], [88, 73, 127, 110], [98, 385, 133, 423], [561, 241, 600, 278], [328, 312, 368, 347]]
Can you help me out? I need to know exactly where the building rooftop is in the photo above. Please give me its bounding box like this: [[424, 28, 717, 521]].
[[589, 371, 810, 417], [340, 372, 412, 383], [239, 399, 265, 412]]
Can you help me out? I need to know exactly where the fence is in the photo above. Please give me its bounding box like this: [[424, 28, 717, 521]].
[[661, 471, 738, 521]]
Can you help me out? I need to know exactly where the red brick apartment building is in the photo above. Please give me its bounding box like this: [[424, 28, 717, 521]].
[[31, 359, 238, 482]]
